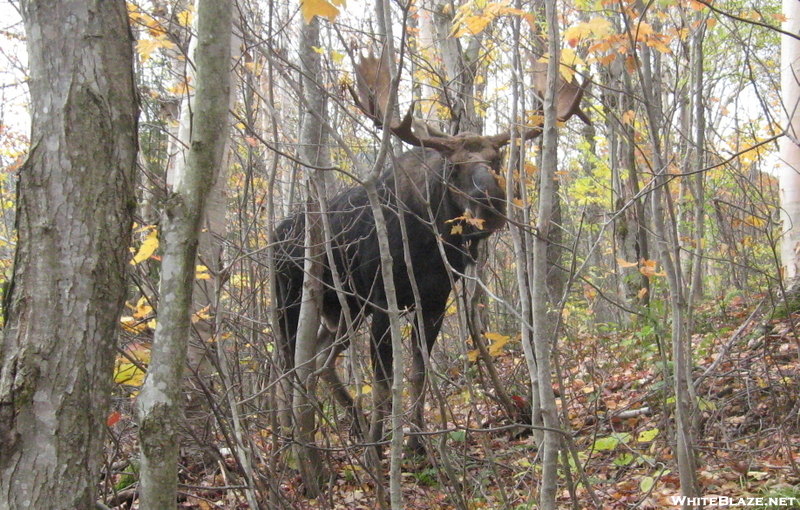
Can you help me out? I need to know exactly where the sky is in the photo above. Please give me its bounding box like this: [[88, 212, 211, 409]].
[[0, 0, 29, 161]]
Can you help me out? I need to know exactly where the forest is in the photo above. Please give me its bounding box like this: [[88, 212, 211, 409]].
[[0, 0, 798, 508]]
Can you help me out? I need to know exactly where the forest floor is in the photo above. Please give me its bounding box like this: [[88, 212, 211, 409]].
[[103, 295, 800, 509]]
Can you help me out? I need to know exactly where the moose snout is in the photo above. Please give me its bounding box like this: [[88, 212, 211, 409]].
[[468, 167, 506, 231]]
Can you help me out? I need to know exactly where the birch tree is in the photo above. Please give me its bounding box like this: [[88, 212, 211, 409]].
[[531, 1, 565, 506], [781, 0, 800, 280]]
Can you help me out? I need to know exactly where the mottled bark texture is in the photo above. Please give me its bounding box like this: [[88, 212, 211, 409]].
[[135, 0, 232, 507], [0, 1, 138, 509]]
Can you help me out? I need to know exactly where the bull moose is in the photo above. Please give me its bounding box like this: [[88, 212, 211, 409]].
[[274, 48, 586, 454]]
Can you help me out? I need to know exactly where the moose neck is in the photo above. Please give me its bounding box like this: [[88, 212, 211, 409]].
[[386, 148, 488, 271]]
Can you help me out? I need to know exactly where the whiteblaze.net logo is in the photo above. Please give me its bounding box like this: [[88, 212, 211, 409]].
[[670, 495, 799, 507]]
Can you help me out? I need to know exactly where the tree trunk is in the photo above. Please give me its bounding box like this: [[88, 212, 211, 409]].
[[0, 1, 138, 508], [135, 0, 232, 507], [781, 0, 800, 281], [533, 3, 564, 508], [417, 0, 484, 134], [636, 26, 701, 503], [163, 1, 240, 464], [289, 15, 332, 497]]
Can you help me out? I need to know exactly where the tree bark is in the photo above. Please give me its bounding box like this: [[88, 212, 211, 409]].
[[533, 3, 564, 508], [289, 15, 332, 497], [634, 19, 701, 503], [781, 0, 800, 280], [135, 0, 232, 507], [0, 1, 138, 508]]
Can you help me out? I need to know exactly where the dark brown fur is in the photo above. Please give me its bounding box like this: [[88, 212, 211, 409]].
[[274, 140, 506, 453]]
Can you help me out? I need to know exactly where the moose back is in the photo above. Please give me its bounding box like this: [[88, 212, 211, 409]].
[[274, 139, 506, 453]]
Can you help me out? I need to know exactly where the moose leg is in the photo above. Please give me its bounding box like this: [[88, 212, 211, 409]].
[[314, 321, 369, 437], [406, 308, 445, 455], [315, 324, 353, 410], [275, 300, 300, 434], [367, 311, 392, 449]]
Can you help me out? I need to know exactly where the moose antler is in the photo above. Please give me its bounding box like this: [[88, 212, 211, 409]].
[[531, 58, 591, 125], [349, 45, 589, 151], [349, 47, 464, 154]]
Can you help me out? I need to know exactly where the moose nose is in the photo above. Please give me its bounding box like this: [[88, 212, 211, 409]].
[[471, 166, 505, 207], [468, 165, 506, 231]]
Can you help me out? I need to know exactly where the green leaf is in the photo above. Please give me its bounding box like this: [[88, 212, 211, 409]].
[[593, 436, 619, 451], [640, 475, 655, 493], [613, 453, 635, 466], [449, 430, 467, 442], [612, 432, 632, 443], [637, 428, 659, 442]]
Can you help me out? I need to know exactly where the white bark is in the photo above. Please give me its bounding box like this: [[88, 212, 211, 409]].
[[781, 0, 800, 279]]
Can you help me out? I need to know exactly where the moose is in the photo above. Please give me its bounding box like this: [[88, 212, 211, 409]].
[[273, 48, 587, 454]]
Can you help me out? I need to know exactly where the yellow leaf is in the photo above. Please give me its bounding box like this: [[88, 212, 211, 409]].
[[586, 16, 612, 36], [114, 343, 150, 386], [114, 362, 146, 386], [621, 109, 635, 124], [136, 38, 176, 63], [560, 48, 585, 81], [616, 258, 638, 268], [120, 316, 147, 333], [639, 259, 666, 279], [466, 216, 485, 230], [133, 296, 153, 319], [563, 17, 612, 46], [192, 305, 213, 323], [485, 332, 512, 357], [196, 264, 211, 280], [464, 15, 493, 36], [646, 38, 672, 54], [635, 21, 654, 38], [177, 9, 193, 27], [637, 287, 648, 300], [451, 224, 464, 235], [130, 229, 159, 265], [300, 0, 340, 23], [168, 77, 192, 96], [563, 24, 593, 45], [467, 349, 479, 362], [744, 215, 766, 228]]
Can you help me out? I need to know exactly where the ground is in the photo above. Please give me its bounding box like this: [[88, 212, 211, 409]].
[[103, 295, 800, 509]]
